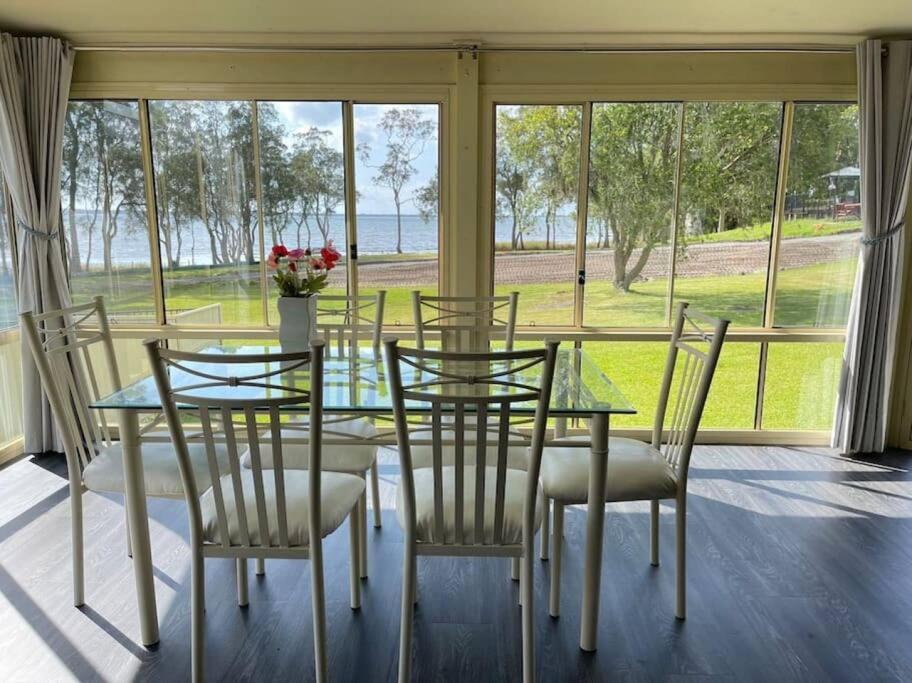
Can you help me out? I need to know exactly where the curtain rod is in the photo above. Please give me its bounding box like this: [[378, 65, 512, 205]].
[[71, 44, 857, 55]]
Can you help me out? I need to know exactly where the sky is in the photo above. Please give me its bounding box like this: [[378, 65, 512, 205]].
[[270, 101, 439, 215]]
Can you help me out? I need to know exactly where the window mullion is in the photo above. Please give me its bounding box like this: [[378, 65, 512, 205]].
[[762, 101, 794, 329], [666, 102, 687, 327], [342, 101, 359, 299], [573, 101, 592, 328], [251, 101, 269, 326], [138, 99, 166, 327]]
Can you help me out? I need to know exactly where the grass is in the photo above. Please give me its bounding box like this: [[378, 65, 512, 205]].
[[687, 218, 861, 244], [69, 227, 856, 432]]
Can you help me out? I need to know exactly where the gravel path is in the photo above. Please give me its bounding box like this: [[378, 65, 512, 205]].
[[349, 231, 860, 287]]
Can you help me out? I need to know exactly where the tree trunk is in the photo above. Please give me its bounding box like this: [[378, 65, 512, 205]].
[[394, 194, 403, 254], [717, 208, 726, 233]]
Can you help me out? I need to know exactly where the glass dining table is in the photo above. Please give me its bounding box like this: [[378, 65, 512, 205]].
[[92, 342, 634, 652]]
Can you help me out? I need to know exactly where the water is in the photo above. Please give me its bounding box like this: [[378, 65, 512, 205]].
[[62, 211, 579, 268]]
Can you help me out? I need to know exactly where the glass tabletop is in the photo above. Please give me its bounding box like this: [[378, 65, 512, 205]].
[[92, 343, 635, 416]]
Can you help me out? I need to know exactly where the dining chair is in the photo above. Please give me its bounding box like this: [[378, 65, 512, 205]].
[[540, 302, 729, 620], [20, 296, 231, 608], [248, 290, 385, 579], [145, 338, 363, 683], [411, 291, 519, 351], [384, 337, 559, 683]]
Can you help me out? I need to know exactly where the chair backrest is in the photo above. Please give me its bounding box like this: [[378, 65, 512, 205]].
[[317, 291, 385, 355], [20, 296, 121, 478], [144, 340, 325, 552], [652, 302, 729, 482], [384, 338, 559, 548], [411, 292, 519, 352]]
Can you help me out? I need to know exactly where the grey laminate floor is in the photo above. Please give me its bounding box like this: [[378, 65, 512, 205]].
[[1, 445, 911, 682]]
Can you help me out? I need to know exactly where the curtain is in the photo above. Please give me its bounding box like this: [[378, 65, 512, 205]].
[[833, 39, 912, 454], [0, 34, 75, 453]]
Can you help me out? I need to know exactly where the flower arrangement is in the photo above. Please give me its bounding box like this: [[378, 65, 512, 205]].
[[267, 242, 341, 298]]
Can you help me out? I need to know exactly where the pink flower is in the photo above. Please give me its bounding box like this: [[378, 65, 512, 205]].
[[310, 256, 325, 270], [266, 253, 279, 270], [287, 248, 305, 260]]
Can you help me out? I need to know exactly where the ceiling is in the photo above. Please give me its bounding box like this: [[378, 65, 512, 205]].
[[0, 0, 910, 47]]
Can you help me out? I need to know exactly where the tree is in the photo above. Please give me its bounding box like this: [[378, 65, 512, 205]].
[[587, 103, 679, 291], [495, 148, 539, 250], [497, 106, 580, 249], [414, 172, 438, 223], [358, 108, 434, 254], [291, 127, 344, 248]]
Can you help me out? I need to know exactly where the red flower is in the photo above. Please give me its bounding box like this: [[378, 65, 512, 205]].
[[320, 242, 341, 270], [288, 261, 297, 272], [272, 245, 288, 258]]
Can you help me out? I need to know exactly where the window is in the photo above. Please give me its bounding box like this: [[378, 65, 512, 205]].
[[149, 100, 260, 326], [0, 187, 14, 330], [675, 102, 783, 327], [354, 104, 439, 326], [762, 342, 843, 430], [61, 100, 154, 322], [774, 103, 860, 328], [585, 103, 680, 326], [257, 101, 348, 325], [494, 105, 582, 326]]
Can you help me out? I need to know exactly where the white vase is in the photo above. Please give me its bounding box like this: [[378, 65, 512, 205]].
[[277, 295, 318, 351]]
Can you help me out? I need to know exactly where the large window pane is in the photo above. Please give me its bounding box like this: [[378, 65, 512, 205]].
[[0, 188, 14, 330], [149, 100, 261, 326], [762, 342, 842, 430], [257, 102, 348, 324], [585, 103, 680, 326], [775, 103, 860, 328], [676, 102, 783, 326], [494, 105, 581, 326], [354, 104, 439, 326], [61, 100, 154, 323]]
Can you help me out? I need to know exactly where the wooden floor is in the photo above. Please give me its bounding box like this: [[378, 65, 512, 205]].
[[1, 444, 911, 682]]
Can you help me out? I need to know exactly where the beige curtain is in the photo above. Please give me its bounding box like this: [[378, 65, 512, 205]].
[[833, 39, 912, 454], [0, 34, 75, 453]]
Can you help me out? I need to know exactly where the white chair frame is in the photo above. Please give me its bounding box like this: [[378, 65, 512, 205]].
[[385, 338, 559, 683], [256, 291, 386, 579], [411, 291, 519, 351], [545, 301, 729, 621], [21, 296, 152, 606], [146, 338, 359, 682]]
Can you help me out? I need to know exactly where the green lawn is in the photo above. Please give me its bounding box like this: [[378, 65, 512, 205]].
[[687, 218, 861, 244], [70, 240, 854, 432]]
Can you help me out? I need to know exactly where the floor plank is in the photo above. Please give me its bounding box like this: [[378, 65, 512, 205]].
[[0, 445, 910, 682]]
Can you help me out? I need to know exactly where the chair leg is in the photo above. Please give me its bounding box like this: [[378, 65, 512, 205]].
[[349, 509, 361, 610], [549, 501, 564, 618], [511, 556, 520, 581], [540, 496, 550, 560], [255, 558, 266, 575], [71, 484, 85, 607], [521, 554, 535, 683], [125, 503, 133, 558], [311, 537, 328, 682], [358, 479, 368, 579], [676, 496, 686, 620], [399, 543, 416, 682], [191, 553, 204, 683], [370, 460, 382, 528], [650, 499, 660, 567], [236, 558, 249, 607]]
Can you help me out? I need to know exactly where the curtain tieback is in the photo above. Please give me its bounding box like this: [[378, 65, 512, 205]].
[[16, 218, 58, 240], [860, 220, 904, 247]]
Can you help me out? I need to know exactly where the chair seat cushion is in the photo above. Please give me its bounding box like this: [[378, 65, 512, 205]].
[[241, 417, 378, 473], [200, 470, 365, 547], [540, 436, 678, 504], [408, 426, 530, 471], [397, 466, 542, 545], [83, 441, 229, 499]]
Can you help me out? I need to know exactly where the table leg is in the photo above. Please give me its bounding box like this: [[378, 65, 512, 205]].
[[580, 412, 609, 652], [120, 409, 159, 646]]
